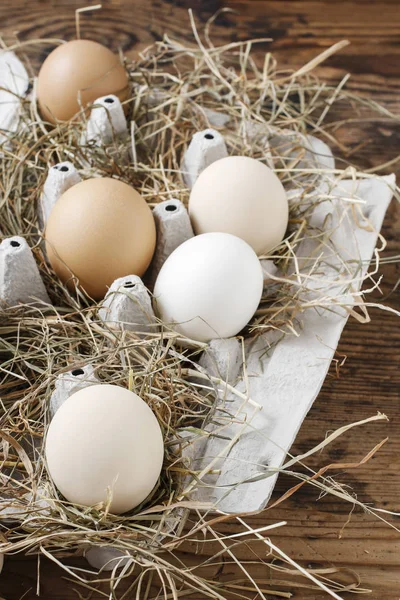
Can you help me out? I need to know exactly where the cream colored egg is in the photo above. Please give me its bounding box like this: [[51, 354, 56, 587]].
[[45, 177, 156, 300], [45, 384, 164, 514], [37, 40, 129, 123], [189, 156, 289, 255]]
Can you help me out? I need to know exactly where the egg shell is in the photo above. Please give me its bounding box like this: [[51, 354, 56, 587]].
[[153, 232, 263, 342], [37, 40, 129, 123], [45, 384, 164, 514], [189, 155, 289, 255], [45, 177, 156, 300]]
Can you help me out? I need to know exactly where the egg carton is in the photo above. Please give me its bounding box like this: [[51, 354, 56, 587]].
[[0, 51, 395, 570], [43, 128, 393, 571]]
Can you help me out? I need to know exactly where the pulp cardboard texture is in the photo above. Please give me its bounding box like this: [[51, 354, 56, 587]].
[[0, 236, 50, 307], [39, 162, 81, 229], [149, 199, 194, 286], [85, 547, 132, 572], [180, 118, 393, 512], [0, 51, 29, 146], [49, 364, 100, 418], [85, 94, 128, 144], [199, 338, 243, 386], [99, 274, 157, 333], [181, 128, 228, 189]]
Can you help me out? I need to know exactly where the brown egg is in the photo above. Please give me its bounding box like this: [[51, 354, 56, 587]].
[[45, 178, 156, 299], [37, 40, 129, 123]]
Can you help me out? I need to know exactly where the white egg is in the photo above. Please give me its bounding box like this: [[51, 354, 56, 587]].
[[189, 156, 289, 254], [45, 384, 164, 514], [154, 232, 263, 342]]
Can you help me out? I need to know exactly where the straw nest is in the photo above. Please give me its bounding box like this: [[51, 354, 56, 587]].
[[0, 12, 398, 599]]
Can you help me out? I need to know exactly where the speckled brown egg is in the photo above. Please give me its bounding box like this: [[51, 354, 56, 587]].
[[45, 178, 156, 299], [37, 40, 129, 123]]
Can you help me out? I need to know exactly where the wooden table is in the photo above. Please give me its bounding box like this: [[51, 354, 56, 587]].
[[1, 1, 399, 598]]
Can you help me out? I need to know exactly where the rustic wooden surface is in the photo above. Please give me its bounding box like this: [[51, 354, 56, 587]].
[[1, 1, 399, 599]]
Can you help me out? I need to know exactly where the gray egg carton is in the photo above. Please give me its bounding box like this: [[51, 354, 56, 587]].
[[0, 54, 394, 560]]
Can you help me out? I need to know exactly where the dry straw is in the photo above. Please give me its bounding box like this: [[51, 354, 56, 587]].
[[0, 11, 399, 599]]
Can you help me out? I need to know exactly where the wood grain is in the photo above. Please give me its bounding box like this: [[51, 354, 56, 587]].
[[0, 1, 399, 599]]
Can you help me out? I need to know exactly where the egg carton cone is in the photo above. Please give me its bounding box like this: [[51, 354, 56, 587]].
[[199, 338, 243, 387], [0, 51, 29, 148], [84, 504, 182, 571], [49, 364, 100, 418], [181, 128, 228, 189], [83, 94, 128, 145], [184, 172, 395, 513], [0, 485, 52, 526], [270, 127, 334, 173], [98, 275, 157, 333], [143, 87, 231, 129], [245, 120, 335, 179], [0, 236, 50, 308], [148, 199, 194, 287], [84, 507, 183, 572], [85, 546, 133, 572], [39, 161, 81, 229], [260, 259, 279, 293]]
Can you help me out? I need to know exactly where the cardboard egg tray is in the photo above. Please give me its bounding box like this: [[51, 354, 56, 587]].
[[0, 49, 394, 523]]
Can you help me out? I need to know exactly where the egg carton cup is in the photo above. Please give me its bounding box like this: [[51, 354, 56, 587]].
[[148, 199, 194, 286], [181, 128, 228, 189], [44, 355, 180, 574], [98, 274, 157, 333], [83, 506, 184, 571], [48, 366, 137, 572], [0, 485, 52, 525], [39, 161, 81, 229], [0, 236, 50, 308], [0, 51, 29, 149], [83, 94, 128, 145], [85, 546, 133, 572], [49, 364, 100, 418], [199, 337, 243, 387]]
